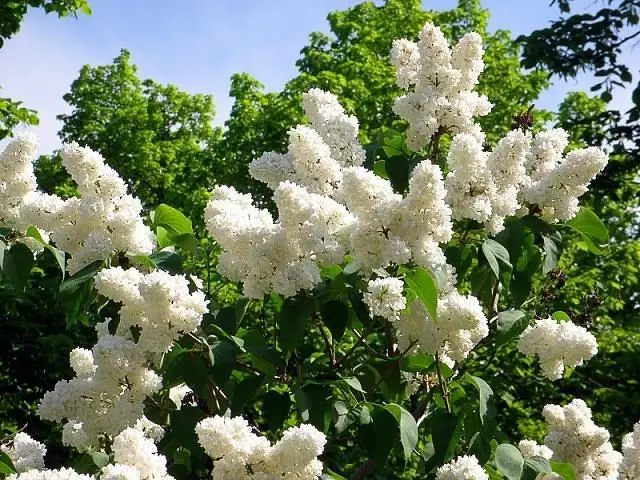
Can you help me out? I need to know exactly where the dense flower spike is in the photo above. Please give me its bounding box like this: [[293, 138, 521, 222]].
[[363, 277, 406, 321], [392, 23, 491, 150], [0, 137, 155, 273], [435, 455, 488, 480], [517, 318, 598, 380], [543, 399, 622, 480], [1, 433, 47, 473], [196, 415, 326, 479], [621, 421, 640, 480], [211, 89, 454, 296], [38, 267, 207, 447], [396, 291, 488, 364], [6, 468, 94, 480]]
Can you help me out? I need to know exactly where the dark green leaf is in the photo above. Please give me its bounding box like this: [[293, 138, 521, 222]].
[[482, 239, 512, 279], [231, 374, 264, 415], [321, 300, 349, 342], [400, 353, 434, 372], [59, 260, 103, 295], [466, 375, 494, 424], [2, 242, 34, 291], [384, 403, 418, 461], [542, 231, 563, 274], [25, 225, 65, 277], [495, 310, 529, 347], [523, 456, 552, 480], [263, 390, 291, 431], [279, 297, 316, 352]]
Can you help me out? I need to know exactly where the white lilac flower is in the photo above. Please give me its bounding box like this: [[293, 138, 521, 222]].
[[196, 416, 326, 480], [1, 433, 46, 473], [543, 399, 622, 480], [517, 318, 598, 381], [363, 277, 406, 321], [621, 421, 640, 480], [436, 455, 488, 480]]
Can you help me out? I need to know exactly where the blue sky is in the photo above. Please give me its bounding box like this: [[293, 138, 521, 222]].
[[0, 0, 635, 155]]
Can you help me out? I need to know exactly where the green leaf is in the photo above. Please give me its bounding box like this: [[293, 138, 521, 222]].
[[495, 310, 529, 347], [551, 461, 576, 480], [404, 266, 438, 322], [552, 311, 571, 322], [2, 243, 35, 291], [373, 160, 389, 179], [495, 444, 524, 480], [59, 260, 103, 295], [90, 451, 110, 468], [523, 456, 552, 480], [279, 297, 316, 352], [466, 375, 494, 424], [0, 451, 16, 475], [148, 249, 183, 274], [384, 403, 418, 461], [263, 390, 291, 431], [385, 155, 410, 194], [231, 374, 264, 415], [2, 243, 34, 291], [359, 405, 399, 466], [542, 231, 563, 274], [25, 225, 65, 277], [321, 300, 349, 342], [153, 204, 193, 236], [566, 207, 609, 254], [481, 239, 512, 279], [173, 448, 192, 473], [341, 376, 366, 394], [400, 353, 434, 372]]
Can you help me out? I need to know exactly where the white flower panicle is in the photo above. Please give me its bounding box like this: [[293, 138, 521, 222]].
[[363, 277, 406, 321], [94, 267, 209, 353], [0, 134, 39, 225], [543, 399, 622, 480], [1, 433, 47, 473], [196, 415, 326, 480], [518, 439, 553, 460], [39, 267, 207, 447], [302, 87, 366, 168], [518, 129, 608, 222], [621, 421, 640, 480], [0, 138, 156, 274], [517, 318, 598, 381], [392, 23, 491, 150], [445, 129, 533, 234], [108, 428, 172, 480], [396, 290, 488, 364], [435, 455, 488, 480], [6, 468, 94, 480]]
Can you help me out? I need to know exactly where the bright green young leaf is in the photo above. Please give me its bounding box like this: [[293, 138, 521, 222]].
[[495, 443, 524, 480], [153, 204, 194, 236], [404, 266, 438, 322], [566, 207, 609, 254], [551, 311, 572, 322], [551, 462, 576, 480], [0, 451, 16, 475]]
